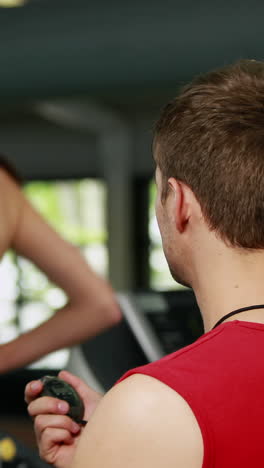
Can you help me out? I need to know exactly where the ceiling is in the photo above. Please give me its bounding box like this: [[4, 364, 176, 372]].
[[0, 0, 263, 110]]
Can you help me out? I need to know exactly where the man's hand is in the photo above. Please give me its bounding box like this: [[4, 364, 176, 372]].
[[25, 370, 103, 468]]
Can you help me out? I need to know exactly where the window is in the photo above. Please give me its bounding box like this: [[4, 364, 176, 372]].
[[0, 178, 108, 369]]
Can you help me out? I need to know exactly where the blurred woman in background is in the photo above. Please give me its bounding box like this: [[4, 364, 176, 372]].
[[0, 156, 121, 373]]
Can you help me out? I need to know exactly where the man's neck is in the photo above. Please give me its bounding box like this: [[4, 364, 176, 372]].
[[191, 246, 264, 333]]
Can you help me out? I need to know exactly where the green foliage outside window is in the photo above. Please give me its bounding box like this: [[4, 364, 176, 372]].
[[24, 180, 107, 246]]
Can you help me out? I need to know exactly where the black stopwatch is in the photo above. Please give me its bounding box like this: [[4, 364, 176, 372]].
[[40, 375, 86, 425]]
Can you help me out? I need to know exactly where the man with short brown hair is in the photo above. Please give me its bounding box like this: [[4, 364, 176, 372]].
[[26, 60, 264, 467]]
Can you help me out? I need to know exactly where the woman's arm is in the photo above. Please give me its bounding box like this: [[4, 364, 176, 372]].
[[0, 178, 121, 373]]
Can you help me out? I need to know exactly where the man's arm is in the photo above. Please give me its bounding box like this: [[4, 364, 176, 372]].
[[26, 372, 203, 468], [72, 374, 203, 468]]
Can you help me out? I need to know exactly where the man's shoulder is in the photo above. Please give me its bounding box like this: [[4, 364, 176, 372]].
[[76, 373, 203, 468], [115, 374, 204, 467]]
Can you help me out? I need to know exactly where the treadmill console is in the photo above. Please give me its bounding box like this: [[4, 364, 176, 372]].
[[132, 290, 203, 355]]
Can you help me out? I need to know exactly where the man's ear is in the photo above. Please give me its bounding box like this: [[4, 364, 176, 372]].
[[167, 178, 190, 233]]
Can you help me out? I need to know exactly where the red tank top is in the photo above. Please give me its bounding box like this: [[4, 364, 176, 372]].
[[118, 320, 264, 467]]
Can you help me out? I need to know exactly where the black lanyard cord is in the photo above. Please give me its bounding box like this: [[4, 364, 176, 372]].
[[212, 304, 264, 329]]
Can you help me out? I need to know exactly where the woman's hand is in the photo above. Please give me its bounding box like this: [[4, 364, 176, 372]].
[[25, 370, 103, 468]]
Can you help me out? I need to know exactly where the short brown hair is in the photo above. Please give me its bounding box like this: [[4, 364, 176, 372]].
[[154, 60, 264, 248]]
